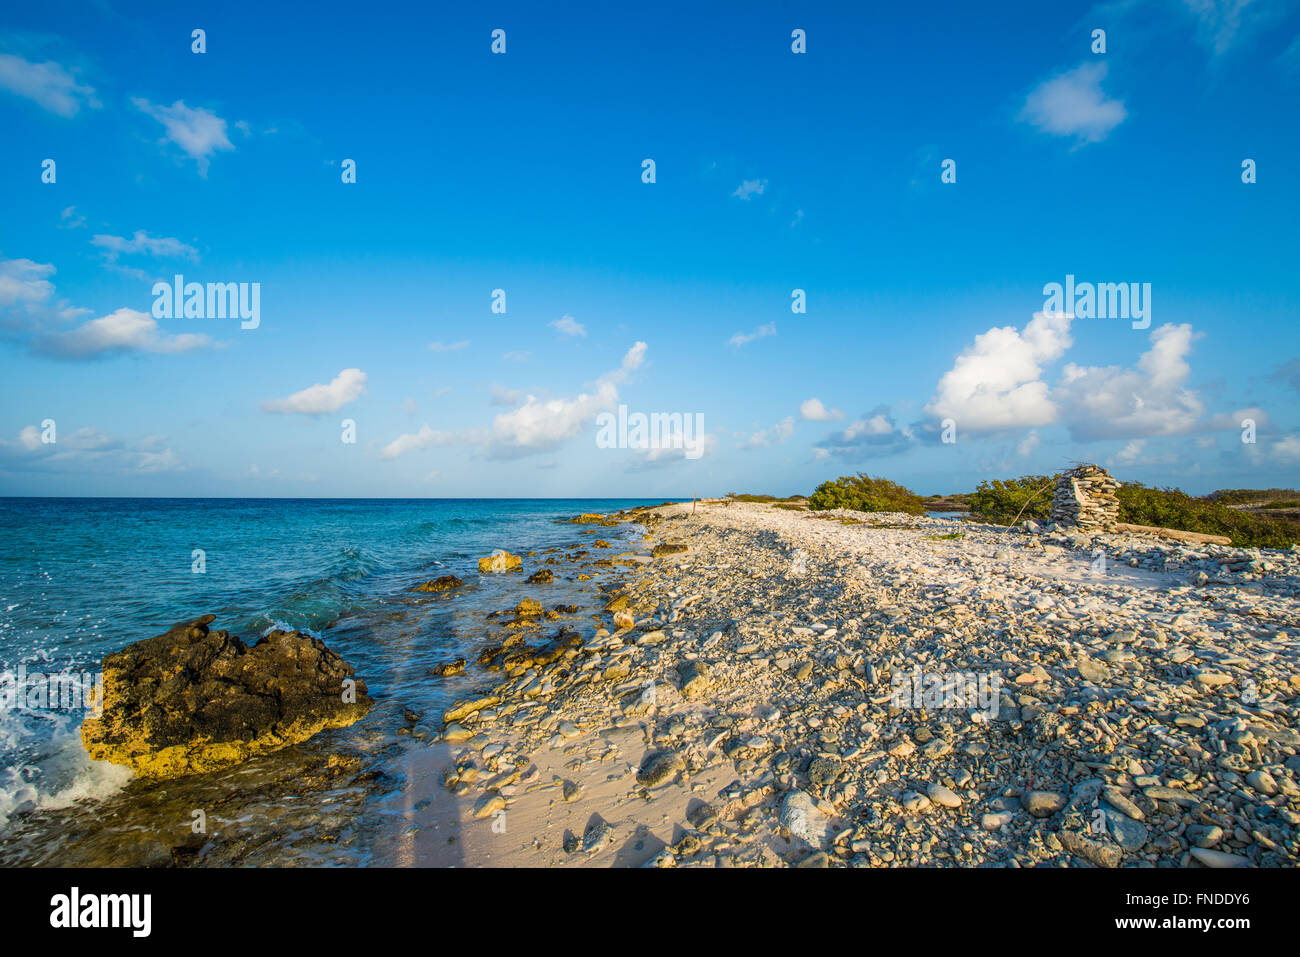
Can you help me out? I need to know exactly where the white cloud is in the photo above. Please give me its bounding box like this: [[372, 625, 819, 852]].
[[1197, 406, 1269, 433], [1020, 62, 1126, 144], [59, 206, 86, 229], [1017, 429, 1041, 457], [732, 179, 767, 200], [814, 405, 914, 459], [35, 307, 215, 358], [1113, 438, 1146, 465], [1, 425, 183, 474], [1054, 324, 1205, 439], [0, 53, 99, 117], [740, 416, 795, 450], [924, 311, 1072, 432], [502, 350, 531, 362], [0, 258, 56, 310], [550, 314, 586, 337], [488, 341, 646, 458], [261, 368, 367, 415], [628, 432, 719, 470], [382, 343, 649, 462], [799, 397, 843, 421], [380, 424, 469, 460], [92, 230, 198, 262], [729, 321, 776, 348], [1275, 434, 1300, 463], [926, 314, 1260, 445], [428, 340, 469, 352], [132, 98, 235, 175], [2, 258, 216, 358]]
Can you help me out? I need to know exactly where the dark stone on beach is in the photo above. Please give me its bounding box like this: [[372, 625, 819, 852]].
[[808, 757, 843, 789], [636, 750, 684, 788], [410, 575, 463, 593], [81, 614, 372, 780], [525, 569, 554, 584], [677, 661, 712, 699], [554, 604, 580, 614], [429, 659, 466, 677], [651, 543, 689, 557], [687, 802, 719, 829]]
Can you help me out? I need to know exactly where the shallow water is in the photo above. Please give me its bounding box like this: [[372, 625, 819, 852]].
[[0, 497, 666, 865]]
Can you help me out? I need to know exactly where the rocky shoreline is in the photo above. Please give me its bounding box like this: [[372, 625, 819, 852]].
[[429, 500, 1300, 868]]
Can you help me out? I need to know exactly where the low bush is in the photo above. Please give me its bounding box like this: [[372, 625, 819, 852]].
[[967, 475, 1054, 525], [807, 473, 926, 515], [1118, 484, 1299, 549]]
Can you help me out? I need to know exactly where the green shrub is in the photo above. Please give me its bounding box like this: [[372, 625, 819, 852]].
[[968, 475, 1054, 525], [807, 473, 925, 515], [1118, 484, 1299, 549]]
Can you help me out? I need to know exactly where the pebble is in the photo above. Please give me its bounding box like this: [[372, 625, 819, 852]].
[[1245, 770, 1278, 796], [442, 723, 473, 743], [982, 811, 1015, 830], [1189, 847, 1251, 869], [927, 783, 962, 808], [473, 794, 505, 819], [1021, 791, 1067, 818]]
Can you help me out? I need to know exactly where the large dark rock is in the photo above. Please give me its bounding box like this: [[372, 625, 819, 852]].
[[81, 614, 372, 780]]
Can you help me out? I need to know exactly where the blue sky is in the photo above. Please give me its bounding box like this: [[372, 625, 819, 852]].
[[2, 0, 1298, 497]]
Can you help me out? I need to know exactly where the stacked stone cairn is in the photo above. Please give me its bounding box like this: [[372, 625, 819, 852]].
[[1049, 464, 1121, 531]]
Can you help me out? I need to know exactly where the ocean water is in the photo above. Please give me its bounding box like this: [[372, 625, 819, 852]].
[[0, 497, 668, 864]]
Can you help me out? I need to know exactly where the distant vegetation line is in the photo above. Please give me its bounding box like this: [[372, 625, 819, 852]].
[[726, 474, 1300, 550]]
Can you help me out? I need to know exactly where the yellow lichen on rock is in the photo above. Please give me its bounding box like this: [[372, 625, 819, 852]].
[[478, 549, 522, 572], [80, 615, 373, 780]]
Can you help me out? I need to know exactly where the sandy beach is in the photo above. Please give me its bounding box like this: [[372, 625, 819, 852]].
[[416, 501, 1300, 867]]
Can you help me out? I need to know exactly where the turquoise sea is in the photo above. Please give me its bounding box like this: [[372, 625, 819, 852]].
[[0, 497, 671, 864]]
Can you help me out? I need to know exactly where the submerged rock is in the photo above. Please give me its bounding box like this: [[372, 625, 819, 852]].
[[410, 575, 463, 593], [80, 615, 372, 780]]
